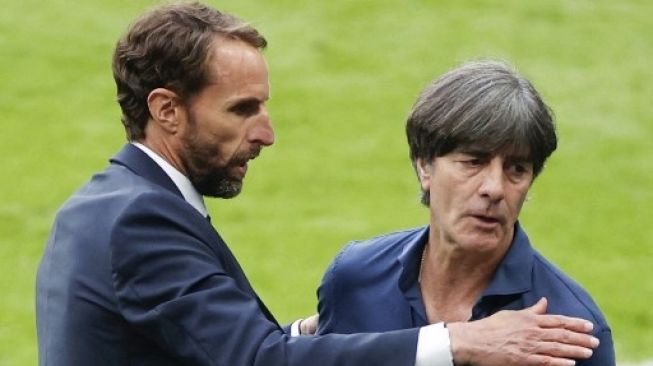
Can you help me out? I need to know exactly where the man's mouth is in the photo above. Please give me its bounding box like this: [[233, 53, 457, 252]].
[[469, 214, 503, 226], [231, 149, 261, 177], [475, 215, 499, 222], [233, 161, 248, 177], [240, 148, 261, 165]]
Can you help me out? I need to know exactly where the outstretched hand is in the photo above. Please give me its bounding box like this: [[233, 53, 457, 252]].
[[447, 298, 599, 366]]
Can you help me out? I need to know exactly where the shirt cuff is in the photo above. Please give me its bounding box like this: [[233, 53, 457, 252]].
[[415, 322, 453, 366], [290, 319, 303, 337]]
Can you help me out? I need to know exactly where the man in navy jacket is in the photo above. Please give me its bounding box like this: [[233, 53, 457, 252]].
[[317, 61, 614, 365], [36, 3, 599, 366]]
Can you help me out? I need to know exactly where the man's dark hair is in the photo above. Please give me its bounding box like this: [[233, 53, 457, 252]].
[[112, 1, 267, 141], [406, 60, 557, 205]]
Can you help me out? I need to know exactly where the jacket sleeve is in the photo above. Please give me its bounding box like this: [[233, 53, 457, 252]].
[[110, 192, 419, 366]]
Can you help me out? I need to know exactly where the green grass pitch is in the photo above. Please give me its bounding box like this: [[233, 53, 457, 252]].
[[1, 0, 651, 364]]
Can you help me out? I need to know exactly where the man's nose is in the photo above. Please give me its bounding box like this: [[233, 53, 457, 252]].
[[478, 159, 505, 202], [250, 107, 275, 146]]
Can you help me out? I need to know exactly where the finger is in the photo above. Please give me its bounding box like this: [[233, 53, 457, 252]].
[[300, 314, 319, 335], [524, 354, 577, 366], [536, 314, 594, 333], [533, 340, 594, 360], [541, 328, 600, 349], [526, 297, 548, 315]]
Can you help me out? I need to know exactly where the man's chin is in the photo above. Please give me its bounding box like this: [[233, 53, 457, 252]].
[[214, 186, 242, 199], [455, 231, 509, 252], [195, 177, 243, 198]]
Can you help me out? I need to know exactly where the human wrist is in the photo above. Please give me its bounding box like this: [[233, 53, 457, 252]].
[[446, 321, 473, 365]]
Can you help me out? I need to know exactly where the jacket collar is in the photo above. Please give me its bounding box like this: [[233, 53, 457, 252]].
[[396, 227, 430, 323], [109, 143, 183, 198], [397, 227, 429, 292]]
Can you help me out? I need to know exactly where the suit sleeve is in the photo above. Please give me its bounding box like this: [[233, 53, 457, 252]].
[[109, 192, 419, 366]]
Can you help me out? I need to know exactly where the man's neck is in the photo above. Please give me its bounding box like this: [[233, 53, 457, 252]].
[[419, 229, 511, 324]]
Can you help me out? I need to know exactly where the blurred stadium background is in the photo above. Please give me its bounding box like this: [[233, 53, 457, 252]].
[[1, 0, 651, 364]]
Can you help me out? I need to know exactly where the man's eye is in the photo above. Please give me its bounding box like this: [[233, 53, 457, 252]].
[[508, 163, 531, 176], [231, 102, 259, 116], [465, 158, 483, 166], [511, 164, 524, 173]]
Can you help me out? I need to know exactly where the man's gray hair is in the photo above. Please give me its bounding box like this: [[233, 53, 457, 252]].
[[406, 60, 557, 205]]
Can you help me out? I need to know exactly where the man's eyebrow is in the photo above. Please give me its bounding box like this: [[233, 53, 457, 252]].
[[503, 147, 532, 160], [498, 150, 532, 164], [227, 97, 263, 109], [454, 148, 492, 157], [453, 147, 532, 162]]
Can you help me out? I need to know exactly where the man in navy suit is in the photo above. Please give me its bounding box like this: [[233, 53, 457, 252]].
[[36, 3, 599, 365]]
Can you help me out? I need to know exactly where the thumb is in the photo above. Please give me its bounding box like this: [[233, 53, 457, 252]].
[[528, 297, 548, 315]]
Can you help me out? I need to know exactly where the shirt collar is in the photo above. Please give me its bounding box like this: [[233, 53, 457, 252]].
[[397, 222, 534, 297], [132, 142, 208, 218], [480, 222, 534, 296]]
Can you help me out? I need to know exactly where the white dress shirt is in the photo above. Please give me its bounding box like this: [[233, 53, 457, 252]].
[[132, 142, 208, 218]]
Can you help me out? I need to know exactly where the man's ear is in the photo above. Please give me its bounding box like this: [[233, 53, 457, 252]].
[[147, 88, 182, 135], [416, 158, 432, 190]]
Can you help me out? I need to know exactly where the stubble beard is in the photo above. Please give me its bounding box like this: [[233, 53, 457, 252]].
[[180, 123, 259, 199]]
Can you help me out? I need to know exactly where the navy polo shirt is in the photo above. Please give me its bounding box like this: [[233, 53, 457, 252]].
[[317, 223, 615, 365]]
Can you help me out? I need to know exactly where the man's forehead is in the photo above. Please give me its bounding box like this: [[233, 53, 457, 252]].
[[202, 37, 270, 100], [454, 142, 532, 160], [208, 37, 268, 77]]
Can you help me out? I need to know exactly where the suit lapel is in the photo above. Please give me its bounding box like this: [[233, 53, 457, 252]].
[[209, 229, 282, 328], [111, 144, 281, 328]]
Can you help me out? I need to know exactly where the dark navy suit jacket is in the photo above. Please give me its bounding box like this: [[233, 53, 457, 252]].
[[36, 144, 419, 366], [317, 224, 615, 366]]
